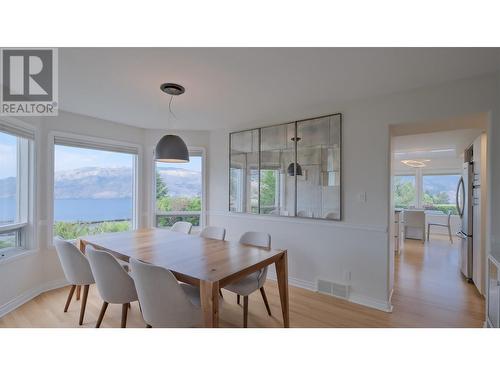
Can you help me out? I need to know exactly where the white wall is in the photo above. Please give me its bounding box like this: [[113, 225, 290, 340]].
[[207, 73, 499, 311]]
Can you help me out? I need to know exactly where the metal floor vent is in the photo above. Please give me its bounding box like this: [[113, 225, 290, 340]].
[[317, 279, 350, 299]]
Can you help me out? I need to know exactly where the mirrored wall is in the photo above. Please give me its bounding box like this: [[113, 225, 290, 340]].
[[229, 113, 342, 220]]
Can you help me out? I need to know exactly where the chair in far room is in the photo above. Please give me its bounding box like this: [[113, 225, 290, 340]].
[[171, 221, 193, 234], [427, 212, 453, 243]]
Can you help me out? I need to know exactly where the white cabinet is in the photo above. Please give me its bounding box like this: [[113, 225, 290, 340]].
[[487, 255, 500, 328]]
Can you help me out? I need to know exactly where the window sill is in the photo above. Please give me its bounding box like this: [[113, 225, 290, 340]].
[[0, 248, 37, 264]]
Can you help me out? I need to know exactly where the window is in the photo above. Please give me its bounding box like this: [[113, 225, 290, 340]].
[[53, 138, 138, 240], [423, 174, 460, 214], [394, 175, 416, 209], [155, 151, 203, 228], [0, 124, 33, 251]]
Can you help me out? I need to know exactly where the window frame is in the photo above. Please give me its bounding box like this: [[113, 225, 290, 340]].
[[48, 131, 142, 245], [0, 118, 36, 253], [152, 147, 206, 230]]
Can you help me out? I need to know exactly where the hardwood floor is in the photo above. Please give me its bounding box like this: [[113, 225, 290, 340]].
[[0, 234, 485, 328]]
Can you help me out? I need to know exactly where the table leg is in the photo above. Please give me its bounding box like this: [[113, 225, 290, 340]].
[[275, 251, 290, 328], [200, 280, 219, 328]]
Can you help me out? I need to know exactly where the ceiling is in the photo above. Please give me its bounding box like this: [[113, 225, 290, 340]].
[[392, 128, 484, 171], [58, 48, 500, 131]]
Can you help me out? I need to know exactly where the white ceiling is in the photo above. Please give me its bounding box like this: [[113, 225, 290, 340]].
[[58, 48, 500, 131], [392, 128, 483, 172]]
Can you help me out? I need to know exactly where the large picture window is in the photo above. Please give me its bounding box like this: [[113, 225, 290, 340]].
[[0, 125, 33, 251], [53, 138, 137, 240], [155, 150, 203, 228]]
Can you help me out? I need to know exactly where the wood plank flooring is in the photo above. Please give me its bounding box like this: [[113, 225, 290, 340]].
[[0, 234, 485, 327]]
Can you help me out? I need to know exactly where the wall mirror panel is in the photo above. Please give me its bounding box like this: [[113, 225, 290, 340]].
[[229, 113, 341, 220]]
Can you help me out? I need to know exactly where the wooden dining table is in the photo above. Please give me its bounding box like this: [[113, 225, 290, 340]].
[[77, 228, 289, 328]]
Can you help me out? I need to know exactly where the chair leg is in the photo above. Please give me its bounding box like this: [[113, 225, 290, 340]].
[[427, 224, 430, 241], [259, 287, 272, 316], [237, 294, 240, 305], [146, 324, 152, 328], [64, 285, 76, 312], [121, 303, 128, 328], [79, 285, 89, 325], [243, 296, 249, 328], [448, 225, 453, 244], [96, 301, 108, 328]]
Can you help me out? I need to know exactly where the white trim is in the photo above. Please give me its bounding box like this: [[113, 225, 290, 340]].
[[0, 222, 27, 232], [208, 210, 388, 233], [0, 278, 68, 318], [348, 292, 393, 312], [0, 117, 36, 139], [47, 130, 143, 246]]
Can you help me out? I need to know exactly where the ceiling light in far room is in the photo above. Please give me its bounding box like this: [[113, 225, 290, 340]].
[[401, 159, 430, 168]]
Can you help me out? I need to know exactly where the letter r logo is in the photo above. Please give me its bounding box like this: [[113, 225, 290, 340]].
[[2, 49, 53, 101]]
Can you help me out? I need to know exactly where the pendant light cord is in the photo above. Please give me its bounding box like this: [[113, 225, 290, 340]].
[[168, 95, 177, 119]]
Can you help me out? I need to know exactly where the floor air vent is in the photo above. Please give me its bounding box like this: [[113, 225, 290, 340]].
[[317, 279, 350, 299]]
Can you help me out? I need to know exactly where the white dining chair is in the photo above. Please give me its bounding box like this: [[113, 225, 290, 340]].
[[171, 221, 193, 234], [404, 209, 426, 243], [199, 226, 226, 240], [223, 231, 272, 327], [130, 258, 202, 328], [54, 237, 95, 326], [86, 246, 138, 328], [427, 211, 453, 243]]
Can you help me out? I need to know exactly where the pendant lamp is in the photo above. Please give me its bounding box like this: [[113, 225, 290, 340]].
[[155, 83, 189, 163]]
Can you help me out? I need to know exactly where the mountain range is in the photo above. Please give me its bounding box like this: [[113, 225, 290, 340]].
[[0, 166, 201, 199]]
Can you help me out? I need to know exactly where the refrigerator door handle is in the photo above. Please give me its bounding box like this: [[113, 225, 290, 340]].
[[456, 177, 465, 218]]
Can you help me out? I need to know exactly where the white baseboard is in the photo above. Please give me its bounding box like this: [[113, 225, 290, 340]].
[[0, 278, 69, 318], [349, 292, 393, 312], [267, 273, 392, 313]]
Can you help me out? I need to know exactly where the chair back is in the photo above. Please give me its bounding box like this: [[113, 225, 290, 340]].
[[86, 246, 137, 304], [404, 210, 425, 227], [171, 221, 193, 234], [200, 226, 226, 240], [130, 258, 201, 327], [54, 237, 94, 285], [239, 231, 271, 249]]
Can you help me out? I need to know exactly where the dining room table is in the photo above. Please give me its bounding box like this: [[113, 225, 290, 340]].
[[77, 228, 289, 328]]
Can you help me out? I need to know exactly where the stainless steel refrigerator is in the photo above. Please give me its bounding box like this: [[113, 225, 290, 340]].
[[456, 160, 474, 282]]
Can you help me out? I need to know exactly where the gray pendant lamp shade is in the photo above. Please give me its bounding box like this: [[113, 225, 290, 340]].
[[154, 134, 190, 163], [287, 162, 302, 176]]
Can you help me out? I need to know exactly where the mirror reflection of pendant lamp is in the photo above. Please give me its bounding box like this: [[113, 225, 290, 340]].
[[154, 83, 190, 163], [287, 136, 302, 176]]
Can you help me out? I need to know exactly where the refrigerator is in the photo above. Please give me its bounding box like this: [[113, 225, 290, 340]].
[[456, 159, 474, 282]]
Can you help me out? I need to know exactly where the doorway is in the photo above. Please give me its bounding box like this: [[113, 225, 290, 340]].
[[388, 113, 489, 325]]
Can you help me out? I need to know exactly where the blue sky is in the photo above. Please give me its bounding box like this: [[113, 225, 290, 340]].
[[0, 132, 17, 179], [1, 132, 202, 178], [55, 145, 135, 172]]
